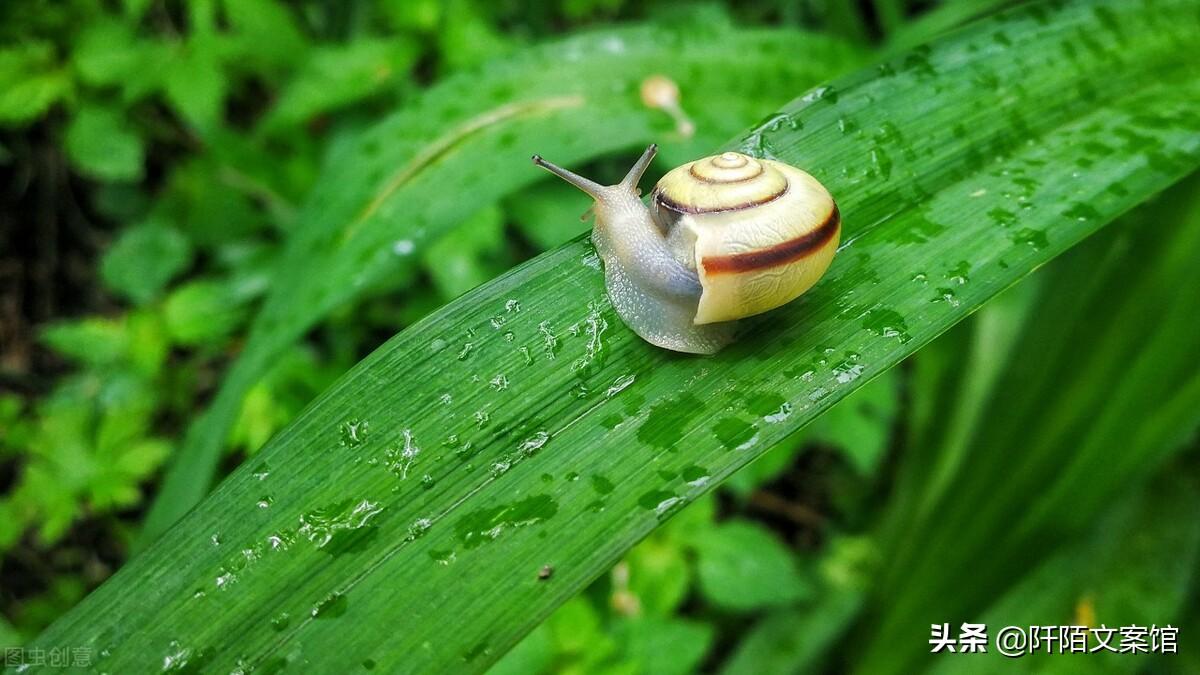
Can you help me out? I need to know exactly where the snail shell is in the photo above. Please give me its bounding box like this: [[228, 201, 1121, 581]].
[[651, 152, 840, 325], [531, 146, 839, 354]]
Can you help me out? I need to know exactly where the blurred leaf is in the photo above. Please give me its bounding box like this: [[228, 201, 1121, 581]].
[[695, 520, 811, 611], [423, 205, 509, 300], [720, 593, 861, 675], [100, 221, 193, 304], [163, 40, 227, 135], [222, 0, 307, 71], [899, 280, 1038, 520], [0, 395, 33, 457], [613, 616, 713, 675], [40, 317, 129, 368], [156, 157, 269, 245], [0, 42, 71, 126], [121, 0, 152, 19], [91, 438, 171, 509], [721, 443, 799, 499], [506, 180, 591, 250], [3, 371, 169, 549], [0, 616, 18, 650], [887, 0, 1017, 53], [661, 494, 717, 549], [379, 0, 441, 33], [263, 38, 418, 131], [548, 596, 609, 659], [64, 103, 145, 182], [815, 0, 870, 43], [73, 19, 143, 87], [624, 535, 691, 617], [162, 279, 252, 346], [872, 0, 906, 35], [925, 465, 1200, 675], [720, 534, 874, 673], [37, 311, 167, 376], [144, 22, 863, 542], [93, 182, 151, 222], [436, 0, 515, 73], [127, 310, 170, 376]]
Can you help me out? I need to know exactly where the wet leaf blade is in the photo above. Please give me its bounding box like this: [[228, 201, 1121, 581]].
[[32, 1, 1200, 673]]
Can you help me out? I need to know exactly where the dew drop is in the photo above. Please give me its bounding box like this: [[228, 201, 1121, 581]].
[[340, 419, 370, 448]]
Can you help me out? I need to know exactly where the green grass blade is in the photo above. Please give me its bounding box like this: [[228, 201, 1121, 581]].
[[140, 24, 863, 544], [925, 466, 1200, 675], [30, 0, 1200, 672], [863, 174, 1200, 674], [887, 0, 1018, 52]]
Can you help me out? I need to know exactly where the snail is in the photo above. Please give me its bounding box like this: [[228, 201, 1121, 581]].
[[531, 145, 839, 354]]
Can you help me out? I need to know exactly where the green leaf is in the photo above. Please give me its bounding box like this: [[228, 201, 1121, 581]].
[[717, 534, 873, 673], [378, 0, 441, 33], [222, 0, 307, 71], [64, 103, 146, 182], [613, 616, 714, 675], [38, 1, 1200, 672], [142, 22, 863, 543], [162, 279, 252, 346], [100, 221, 193, 304], [0, 42, 71, 126], [719, 590, 862, 674], [91, 438, 171, 509], [4, 371, 169, 550], [262, 38, 419, 131], [73, 19, 143, 87], [163, 40, 227, 135], [422, 205, 509, 300], [435, 0, 515, 73], [695, 520, 811, 611], [39, 317, 129, 367], [154, 156, 270, 245], [624, 534, 692, 617]]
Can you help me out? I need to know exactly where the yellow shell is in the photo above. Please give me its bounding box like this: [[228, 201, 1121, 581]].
[[651, 152, 840, 324]]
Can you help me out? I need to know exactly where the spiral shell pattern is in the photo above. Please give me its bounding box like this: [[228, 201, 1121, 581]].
[[654, 152, 788, 214], [651, 151, 840, 324]]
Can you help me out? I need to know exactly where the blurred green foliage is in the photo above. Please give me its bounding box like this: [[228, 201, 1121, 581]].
[[2, 0, 1198, 673]]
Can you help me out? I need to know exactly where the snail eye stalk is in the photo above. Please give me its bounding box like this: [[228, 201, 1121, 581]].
[[531, 155, 607, 200], [620, 144, 658, 190]]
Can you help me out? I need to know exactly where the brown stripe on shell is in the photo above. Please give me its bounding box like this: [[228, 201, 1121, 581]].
[[701, 204, 840, 275], [655, 183, 789, 215], [687, 161, 764, 184]]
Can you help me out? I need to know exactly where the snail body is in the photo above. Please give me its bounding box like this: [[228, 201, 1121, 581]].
[[532, 145, 839, 354]]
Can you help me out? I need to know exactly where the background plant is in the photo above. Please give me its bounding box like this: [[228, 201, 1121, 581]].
[[2, 0, 1198, 673]]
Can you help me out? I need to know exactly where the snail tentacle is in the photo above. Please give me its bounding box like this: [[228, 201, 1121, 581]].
[[530, 154, 608, 200], [620, 144, 658, 189]]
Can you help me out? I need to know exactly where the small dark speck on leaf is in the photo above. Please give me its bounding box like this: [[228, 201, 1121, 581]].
[[538, 565, 554, 580]]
